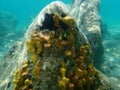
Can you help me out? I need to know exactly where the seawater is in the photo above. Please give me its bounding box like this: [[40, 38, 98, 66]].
[[1, 0, 120, 28], [0, 0, 72, 29], [101, 0, 120, 26]]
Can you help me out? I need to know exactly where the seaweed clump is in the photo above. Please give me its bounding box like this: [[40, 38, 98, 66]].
[[13, 13, 100, 90]]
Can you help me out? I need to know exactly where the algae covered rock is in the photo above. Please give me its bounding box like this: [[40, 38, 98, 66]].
[[0, 0, 115, 90]]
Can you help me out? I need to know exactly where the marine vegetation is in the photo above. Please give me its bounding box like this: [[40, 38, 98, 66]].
[[13, 13, 101, 90]]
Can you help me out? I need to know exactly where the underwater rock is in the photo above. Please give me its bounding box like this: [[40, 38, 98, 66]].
[[0, 0, 115, 90], [0, 11, 19, 60], [70, 0, 104, 68]]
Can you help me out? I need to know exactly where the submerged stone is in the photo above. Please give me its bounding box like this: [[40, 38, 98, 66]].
[[0, 0, 116, 90]]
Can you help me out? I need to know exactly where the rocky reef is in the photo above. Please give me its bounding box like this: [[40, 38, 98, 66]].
[[0, 0, 115, 90]]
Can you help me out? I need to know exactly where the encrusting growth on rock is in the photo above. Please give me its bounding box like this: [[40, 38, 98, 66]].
[[13, 12, 100, 90]]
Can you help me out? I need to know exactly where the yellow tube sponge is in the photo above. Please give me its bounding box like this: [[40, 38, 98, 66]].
[[24, 79, 31, 86], [64, 50, 75, 58], [30, 54, 37, 63], [62, 16, 76, 28], [32, 61, 42, 78], [58, 77, 70, 90]]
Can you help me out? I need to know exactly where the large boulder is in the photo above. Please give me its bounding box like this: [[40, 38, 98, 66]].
[[0, 0, 116, 90]]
